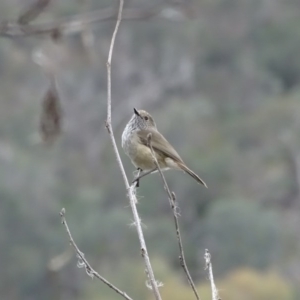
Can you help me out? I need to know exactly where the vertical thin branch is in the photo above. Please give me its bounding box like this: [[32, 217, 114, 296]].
[[59, 208, 133, 300], [146, 133, 200, 300], [204, 249, 221, 300], [105, 1, 162, 299]]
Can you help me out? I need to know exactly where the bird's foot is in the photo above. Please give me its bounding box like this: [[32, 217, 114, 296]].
[[132, 177, 140, 188]]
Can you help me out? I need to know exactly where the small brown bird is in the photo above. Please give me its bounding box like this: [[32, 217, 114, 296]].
[[122, 108, 207, 187]]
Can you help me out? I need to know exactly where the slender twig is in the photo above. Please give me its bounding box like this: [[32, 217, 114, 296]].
[[105, 1, 162, 299], [59, 208, 133, 300], [147, 133, 201, 300], [204, 249, 221, 300]]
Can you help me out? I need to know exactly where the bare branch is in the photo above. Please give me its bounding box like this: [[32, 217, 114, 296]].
[[0, 7, 159, 38], [59, 208, 133, 300], [204, 249, 221, 300], [0, 5, 194, 38], [18, 0, 52, 25], [147, 133, 201, 300], [105, 1, 162, 299]]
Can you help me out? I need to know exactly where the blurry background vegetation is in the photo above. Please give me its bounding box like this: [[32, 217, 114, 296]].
[[0, 0, 300, 299]]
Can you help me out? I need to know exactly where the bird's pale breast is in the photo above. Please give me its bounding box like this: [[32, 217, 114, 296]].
[[123, 132, 168, 171]]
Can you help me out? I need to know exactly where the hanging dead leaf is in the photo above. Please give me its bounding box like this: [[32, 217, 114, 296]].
[[39, 80, 62, 144]]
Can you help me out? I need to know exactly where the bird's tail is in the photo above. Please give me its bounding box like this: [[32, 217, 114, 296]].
[[178, 162, 207, 188]]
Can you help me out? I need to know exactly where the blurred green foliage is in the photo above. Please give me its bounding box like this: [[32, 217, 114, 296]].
[[216, 268, 295, 300], [202, 199, 284, 275]]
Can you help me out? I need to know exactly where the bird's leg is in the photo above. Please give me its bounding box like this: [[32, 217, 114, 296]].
[[134, 168, 142, 187], [132, 167, 157, 185]]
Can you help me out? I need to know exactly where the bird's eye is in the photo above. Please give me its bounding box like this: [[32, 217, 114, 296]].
[[144, 116, 149, 121]]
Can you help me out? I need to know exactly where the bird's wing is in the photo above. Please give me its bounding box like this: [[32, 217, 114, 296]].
[[137, 129, 184, 163]]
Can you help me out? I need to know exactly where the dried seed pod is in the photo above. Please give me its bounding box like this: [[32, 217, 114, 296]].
[[39, 78, 62, 144]]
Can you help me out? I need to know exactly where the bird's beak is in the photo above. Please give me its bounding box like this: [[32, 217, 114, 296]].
[[133, 108, 140, 117]]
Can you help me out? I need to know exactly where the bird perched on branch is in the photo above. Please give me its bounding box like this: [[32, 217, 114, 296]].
[[122, 108, 207, 187]]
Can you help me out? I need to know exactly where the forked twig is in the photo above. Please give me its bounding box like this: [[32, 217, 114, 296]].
[[147, 133, 201, 300], [204, 249, 221, 300], [59, 208, 133, 300], [105, 1, 162, 299]]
